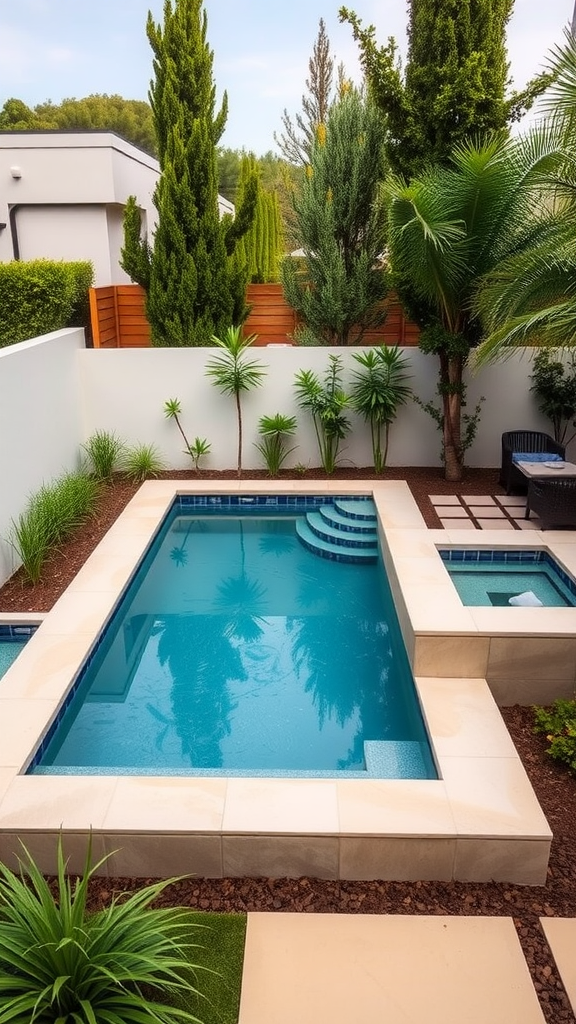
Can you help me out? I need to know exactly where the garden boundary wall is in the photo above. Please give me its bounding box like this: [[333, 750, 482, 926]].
[[89, 283, 420, 348], [0, 331, 560, 587]]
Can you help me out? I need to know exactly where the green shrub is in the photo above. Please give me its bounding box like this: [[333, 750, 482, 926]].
[[83, 430, 125, 481], [533, 698, 576, 773], [0, 838, 205, 1024], [255, 413, 298, 476], [0, 259, 94, 348], [120, 442, 166, 482], [9, 471, 99, 584]]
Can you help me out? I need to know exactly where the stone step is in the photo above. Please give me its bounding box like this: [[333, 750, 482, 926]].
[[305, 512, 378, 549], [319, 505, 378, 533], [333, 498, 377, 522], [295, 519, 378, 564]]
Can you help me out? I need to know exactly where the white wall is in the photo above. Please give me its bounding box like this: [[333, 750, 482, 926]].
[[79, 347, 556, 472], [0, 329, 85, 586]]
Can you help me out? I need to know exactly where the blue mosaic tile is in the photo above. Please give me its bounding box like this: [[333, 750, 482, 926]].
[[0, 624, 38, 640]]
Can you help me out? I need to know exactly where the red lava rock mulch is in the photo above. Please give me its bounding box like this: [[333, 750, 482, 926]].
[[1, 468, 574, 1023]]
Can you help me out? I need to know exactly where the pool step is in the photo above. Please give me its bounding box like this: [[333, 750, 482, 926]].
[[333, 499, 377, 522], [296, 499, 379, 563], [295, 519, 378, 563]]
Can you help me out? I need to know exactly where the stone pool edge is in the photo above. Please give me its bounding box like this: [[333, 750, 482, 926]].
[[0, 479, 554, 884]]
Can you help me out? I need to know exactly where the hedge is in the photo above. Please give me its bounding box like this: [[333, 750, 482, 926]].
[[0, 260, 94, 349]]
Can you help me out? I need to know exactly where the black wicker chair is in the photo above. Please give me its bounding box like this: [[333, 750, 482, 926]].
[[525, 477, 576, 529], [500, 430, 566, 494]]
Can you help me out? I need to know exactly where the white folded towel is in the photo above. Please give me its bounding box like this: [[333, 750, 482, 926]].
[[508, 590, 543, 607]]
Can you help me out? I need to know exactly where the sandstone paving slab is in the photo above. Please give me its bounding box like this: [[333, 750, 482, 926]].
[[238, 914, 545, 1024], [540, 918, 576, 1015]]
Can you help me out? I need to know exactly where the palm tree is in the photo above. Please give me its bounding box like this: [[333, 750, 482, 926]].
[[385, 131, 566, 479], [473, 31, 576, 365], [206, 326, 266, 477]]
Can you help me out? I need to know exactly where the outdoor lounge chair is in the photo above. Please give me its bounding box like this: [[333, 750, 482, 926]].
[[525, 477, 576, 530], [500, 430, 565, 494]]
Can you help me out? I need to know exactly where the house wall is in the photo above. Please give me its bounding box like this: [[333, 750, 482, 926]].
[[0, 131, 234, 287], [0, 132, 158, 285], [0, 329, 85, 586]]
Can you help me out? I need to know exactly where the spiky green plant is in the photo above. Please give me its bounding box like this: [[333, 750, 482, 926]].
[[188, 437, 211, 472], [254, 413, 298, 476], [0, 838, 207, 1024], [83, 430, 125, 481], [206, 327, 266, 477], [9, 472, 99, 584], [350, 346, 413, 472], [120, 443, 166, 482], [293, 355, 350, 474]]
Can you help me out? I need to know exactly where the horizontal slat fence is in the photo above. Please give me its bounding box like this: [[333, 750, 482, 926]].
[[90, 283, 419, 348]]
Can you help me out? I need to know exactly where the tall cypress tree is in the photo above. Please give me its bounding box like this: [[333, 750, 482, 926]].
[[123, 0, 256, 346], [234, 155, 284, 283], [340, 0, 553, 179]]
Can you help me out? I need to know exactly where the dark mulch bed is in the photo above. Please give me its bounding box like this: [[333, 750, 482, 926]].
[[1, 467, 575, 1022]]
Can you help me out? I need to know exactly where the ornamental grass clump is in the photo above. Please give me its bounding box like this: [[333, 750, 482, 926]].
[[0, 839, 207, 1024], [83, 430, 125, 481], [120, 442, 166, 482], [10, 471, 99, 584]]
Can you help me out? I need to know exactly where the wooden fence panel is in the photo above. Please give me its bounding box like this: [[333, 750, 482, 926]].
[[89, 283, 419, 349]]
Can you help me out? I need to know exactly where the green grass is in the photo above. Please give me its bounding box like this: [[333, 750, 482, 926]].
[[173, 913, 247, 1024]]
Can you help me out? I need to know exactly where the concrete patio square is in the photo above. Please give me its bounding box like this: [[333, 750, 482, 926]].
[[238, 914, 545, 1024]]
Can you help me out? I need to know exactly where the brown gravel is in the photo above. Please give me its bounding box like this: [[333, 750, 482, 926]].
[[1, 467, 575, 1023]]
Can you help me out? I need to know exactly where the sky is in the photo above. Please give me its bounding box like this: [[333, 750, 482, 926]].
[[0, 0, 574, 155]]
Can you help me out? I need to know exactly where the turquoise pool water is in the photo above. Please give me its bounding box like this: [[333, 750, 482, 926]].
[[441, 549, 576, 608], [32, 497, 436, 779], [0, 640, 27, 679], [0, 626, 36, 680]]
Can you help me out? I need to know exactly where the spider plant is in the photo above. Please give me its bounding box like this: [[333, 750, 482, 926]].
[[254, 413, 298, 476], [0, 837, 207, 1024]]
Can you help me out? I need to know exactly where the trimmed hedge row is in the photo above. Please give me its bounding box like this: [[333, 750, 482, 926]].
[[0, 259, 94, 348]]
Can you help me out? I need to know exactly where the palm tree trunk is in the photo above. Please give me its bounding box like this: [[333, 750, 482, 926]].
[[440, 352, 463, 482], [236, 391, 242, 478]]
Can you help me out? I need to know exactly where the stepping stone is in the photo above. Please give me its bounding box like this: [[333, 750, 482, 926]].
[[461, 495, 496, 505], [434, 505, 469, 518], [467, 506, 506, 518], [239, 914, 546, 1024], [540, 918, 576, 1016], [495, 495, 527, 507], [439, 518, 477, 530], [429, 494, 461, 505], [476, 518, 515, 530], [516, 519, 542, 530]]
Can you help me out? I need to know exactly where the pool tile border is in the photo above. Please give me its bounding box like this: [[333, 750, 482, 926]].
[[0, 480, 555, 883]]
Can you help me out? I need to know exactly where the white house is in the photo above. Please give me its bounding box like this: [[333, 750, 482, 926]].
[[0, 130, 234, 286]]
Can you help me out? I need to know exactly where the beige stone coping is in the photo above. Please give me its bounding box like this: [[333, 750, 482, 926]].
[[0, 481, 553, 882], [540, 918, 576, 1015], [238, 914, 546, 1024]]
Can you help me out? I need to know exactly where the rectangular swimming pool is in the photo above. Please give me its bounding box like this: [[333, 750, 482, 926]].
[[30, 496, 436, 780]]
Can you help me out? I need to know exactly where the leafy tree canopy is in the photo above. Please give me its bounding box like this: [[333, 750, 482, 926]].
[[0, 94, 157, 156], [339, 0, 554, 178]]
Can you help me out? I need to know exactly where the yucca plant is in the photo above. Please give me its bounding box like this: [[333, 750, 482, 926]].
[[255, 413, 298, 476], [206, 327, 266, 477], [83, 430, 125, 481], [164, 400, 211, 472], [293, 355, 350, 474], [350, 346, 413, 472], [0, 839, 207, 1024], [120, 443, 166, 482]]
